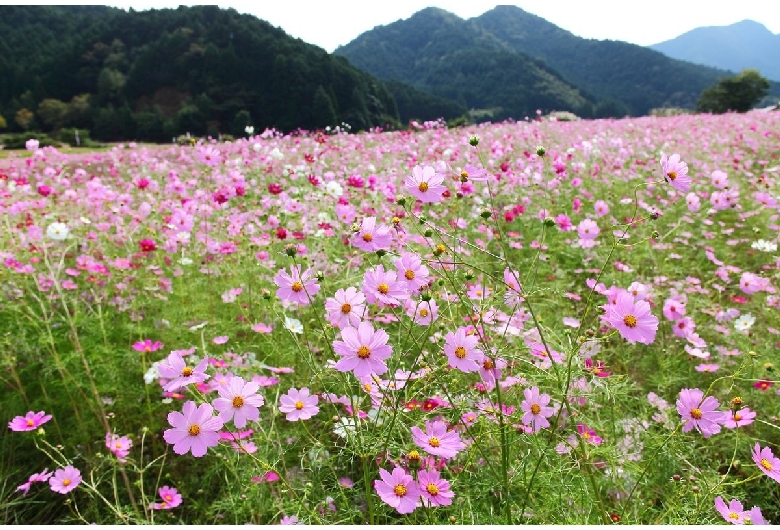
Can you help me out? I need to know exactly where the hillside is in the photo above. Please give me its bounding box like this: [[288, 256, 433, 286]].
[[336, 5, 780, 117], [650, 20, 780, 82], [334, 7, 597, 121], [0, 5, 462, 141]]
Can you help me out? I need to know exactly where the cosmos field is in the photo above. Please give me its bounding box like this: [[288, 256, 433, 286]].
[[2, 111, 779, 524]]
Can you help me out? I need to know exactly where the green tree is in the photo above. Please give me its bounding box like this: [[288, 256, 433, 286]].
[[697, 69, 770, 114], [68, 94, 92, 128], [37, 98, 69, 131], [311, 86, 337, 129], [0, 114, 7, 129]]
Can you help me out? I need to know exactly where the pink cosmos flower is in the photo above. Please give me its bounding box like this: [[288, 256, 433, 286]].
[[405, 298, 438, 326], [158, 351, 210, 392], [274, 265, 320, 305], [8, 410, 52, 432], [49, 466, 81, 494], [521, 386, 555, 432], [594, 200, 609, 217], [721, 408, 756, 429], [333, 321, 393, 377], [479, 356, 507, 388], [443, 327, 483, 373], [279, 387, 320, 421], [163, 401, 224, 457], [503, 267, 523, 306], [394, 252, 430, 293], [411, 419, 465, 459], [661, 153, 691, 192], [362, 265, 409, 307], [602, 291, 658, 345], [686, 192, 701, 211], [458, 163, 489, 183], [16, 469, 53, 496], [714, 497, 746, 525], [213, 376, 265, 428], [374, 467, 420, 514], [133, 339, 163, 352], [576, 424, 603, 445], [324, 287, 366, 329], [663, 298, 686, 321], [417, 469, 454, 507], [676, 388, 723, 438], [405, 165, 446, 203], [752, 443, 780, 483], [577, 218, 600, 240], [351, 217, 392, 252], [744, 506, 769, 525], [105, 432, 133, 462], [151, 485, 183, 510]]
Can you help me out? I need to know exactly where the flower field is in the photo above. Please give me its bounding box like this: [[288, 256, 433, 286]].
[[1, 112, 779, 524]]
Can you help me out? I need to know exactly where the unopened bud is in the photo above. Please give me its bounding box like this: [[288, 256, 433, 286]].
[[469, 135, 479, 147], [536, 145, 546, 157], [424, 229, 433, 237], [284, 244, 298, 257], [375, 249, 386, 258], [480, 210, 492, 219], [396, 196, 407, 207]]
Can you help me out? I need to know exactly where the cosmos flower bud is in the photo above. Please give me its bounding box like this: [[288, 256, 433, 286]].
[[480, 210, 492, 219], [469, 135, 479, 147], [284, 244, 298, 257], [375, 249, 387, 258], [396, 196, 407, 207], [536, 145, 546, 157], [424, 229, 433, 237]]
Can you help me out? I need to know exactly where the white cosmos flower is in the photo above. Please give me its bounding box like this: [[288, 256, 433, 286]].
[[325, 181, 343, 198], [46, 222, 70, 241], [751, 240, 777, 252], [245, 125, 254, 135], [284, 316, 303, 334], [734, 314, 755, 332], [143, 362, 160, 385]]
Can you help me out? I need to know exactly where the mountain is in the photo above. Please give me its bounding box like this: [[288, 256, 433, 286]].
[[0, 5, 466, 142], [650, 20, 780, 82], [336, 6, 780, 117], [334, 7, 597, 121]]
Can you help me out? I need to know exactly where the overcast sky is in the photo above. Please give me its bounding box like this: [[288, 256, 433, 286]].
[[104, 1, 780, 52]]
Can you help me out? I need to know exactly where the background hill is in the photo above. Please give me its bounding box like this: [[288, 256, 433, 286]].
[[650, 20, 780, 82], [336, 5, 780, 118]]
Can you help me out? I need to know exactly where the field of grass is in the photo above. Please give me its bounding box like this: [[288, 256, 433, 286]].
[[1, 113, 779, 524]]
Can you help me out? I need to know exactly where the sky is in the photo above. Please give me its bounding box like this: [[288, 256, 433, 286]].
[[102, 1, 780, 52]]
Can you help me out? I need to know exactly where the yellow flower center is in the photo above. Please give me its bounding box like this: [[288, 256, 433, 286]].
[[426, 483, 440, 495], [188, 424, 201, 436], [408, 450, 420, 461], [760, 458, 773, 471], [377, 283, 390, 294], [341, 303, 352, 314], [531, 403, 541, 415], [294, 400, 304, 410], [623, 315, 638, 328], [404, 269, 415, 280], [181, 366, 193, 377], [165, 495, 172, 501], [729, 512, 740, 520], [733, 413, 742, 421], [232, 396, 244, 408], [362, 233, 373, 242], [26, 419, 34, 426], [291, 281, 303, 292], [394, 484, 407, 497], [690, 408, 703, 420], [483, 359, 494, 370], [460, 170, 469, 181], [418, 182, 429, 192], [357, 345, 371, 359], [454, 346, 467, 359], [62, 479, 71, 487], [667, 171, 677, 181], [419, 308, 429, 317], [429, 437, 440, 448], [363, 383, 373, 392], [116, 443, 123, 449]]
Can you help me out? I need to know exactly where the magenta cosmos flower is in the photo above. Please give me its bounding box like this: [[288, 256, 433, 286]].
[[602, 291, 659, 345], [213, 376, 265, 428], [721, 407, 756, 429], [279, 387, 319, 421], [405, 165, 446, 203], [105, 432, 133, 462], [362, 265, 409, 307], [521, 386, 555, 432], [158, 351, 210, 392], [274, 265, 320, 305], [163, 401, 224, 457], [714, 497, 746, 525], [8, 410, 52, 432], [16, 469, 53, 496], [411, 419, 465, 459], [351, 216, 392, 252], [752, 443, 780, 483], [49, 466, 81, 494], [333, 321, 393, 377], [374, 467, 420, 514], [443, 327, 483, 373], [133, 339, 163, 352], [660, 153, 691, 192], [151, 485, 183, 510], [676, 388, 723, 438], [324, 287, 365, 329], [418, 469, 454, 507]]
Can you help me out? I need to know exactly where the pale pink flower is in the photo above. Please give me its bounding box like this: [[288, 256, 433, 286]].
[[661, 153, 691, 192], [279, 387, 320, 421], [406, 165, 446, 203], [333, 321, 393, 377]]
